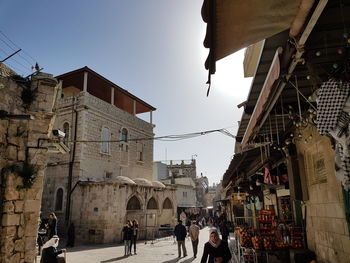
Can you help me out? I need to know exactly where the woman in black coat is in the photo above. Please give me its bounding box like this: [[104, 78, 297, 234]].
[[201, 228, 232, 263], [40, 235, 66, 263]]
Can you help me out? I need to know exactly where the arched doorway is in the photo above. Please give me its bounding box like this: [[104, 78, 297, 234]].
[[159, 198, 175, 227]]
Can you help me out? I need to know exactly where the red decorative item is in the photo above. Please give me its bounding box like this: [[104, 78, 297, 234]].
[[264, 167, 272, 184]]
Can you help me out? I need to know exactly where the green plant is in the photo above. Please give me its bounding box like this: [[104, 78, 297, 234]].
[[2, 162, 39, 189], [11, 74, 37, 107], [17, 162, 38, 189]]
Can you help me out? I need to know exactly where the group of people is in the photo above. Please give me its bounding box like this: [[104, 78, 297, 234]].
[[174, 220, 232, 263], [122, 219, 139, 256], [38, 212, 76, 263]]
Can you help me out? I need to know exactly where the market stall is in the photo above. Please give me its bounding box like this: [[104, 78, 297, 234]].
[[235, 209, 305, 263]]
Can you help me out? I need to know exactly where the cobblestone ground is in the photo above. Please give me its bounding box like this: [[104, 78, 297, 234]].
[[36, 227, 235, 263]]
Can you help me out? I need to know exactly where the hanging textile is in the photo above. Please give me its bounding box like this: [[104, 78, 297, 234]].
[[334, 142, 350, 190], [264, 167, 273, 184], [329, 95, 350, 190], [316, 80, 350, 135]]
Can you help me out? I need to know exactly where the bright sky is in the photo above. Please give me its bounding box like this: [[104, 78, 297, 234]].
[[1, 0, 252, 185]]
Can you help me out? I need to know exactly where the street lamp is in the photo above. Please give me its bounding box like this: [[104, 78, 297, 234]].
[[191, 154, 197, 160]]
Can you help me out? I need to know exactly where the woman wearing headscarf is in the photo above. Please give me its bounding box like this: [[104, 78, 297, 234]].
[[200, 228, 231, 263], [40, 235, 66, 263]]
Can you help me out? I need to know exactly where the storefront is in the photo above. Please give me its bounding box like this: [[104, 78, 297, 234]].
[[202, 0, 350, 261]]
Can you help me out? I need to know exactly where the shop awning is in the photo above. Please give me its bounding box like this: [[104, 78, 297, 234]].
[[222, 146, 284, 187], [241, 49, 281, 147], [202, 0, 302, 79]]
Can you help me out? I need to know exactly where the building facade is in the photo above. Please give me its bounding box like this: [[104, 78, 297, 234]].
[[41, 67, 176, 243]]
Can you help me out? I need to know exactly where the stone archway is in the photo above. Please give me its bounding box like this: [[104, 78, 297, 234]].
[[159, 197, 175, 227], [127, 195, 142, 210]]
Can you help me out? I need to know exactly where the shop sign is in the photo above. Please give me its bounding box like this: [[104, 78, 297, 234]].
[[231, 192, 246, 202], [277, 189, 290, 197]]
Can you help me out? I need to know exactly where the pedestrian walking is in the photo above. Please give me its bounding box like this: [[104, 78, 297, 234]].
[[219, 220, 229, 242], [122, 220, 133, 256], [130, 219, 138, 255], [47, 213, 58, 239], [189, 220, 200, 258], [200, 228, 231, 263], [40, 235, 66, 263], [174, 220, 187, 258]]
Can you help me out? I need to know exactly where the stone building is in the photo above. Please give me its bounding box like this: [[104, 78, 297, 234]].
[[41, 67, 176, 243], [0, 63, 59, 262]]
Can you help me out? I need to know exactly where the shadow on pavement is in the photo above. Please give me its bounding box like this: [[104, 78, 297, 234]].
[[162, 257, 195, 263], [65, 243, 121, 253], [162, 257, 180, 263], [100, 255, 128, 262]]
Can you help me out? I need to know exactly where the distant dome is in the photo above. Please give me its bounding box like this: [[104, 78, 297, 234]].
[[152, 181, 166, 188], [115, 176, 136, 185], [133, 178, 153, 187]]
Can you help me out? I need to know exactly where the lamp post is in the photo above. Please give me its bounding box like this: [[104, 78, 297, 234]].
[[191, 154, 197, 160]]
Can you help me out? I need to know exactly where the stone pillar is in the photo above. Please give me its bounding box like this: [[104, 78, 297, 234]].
[[0, 70, 58, 263]]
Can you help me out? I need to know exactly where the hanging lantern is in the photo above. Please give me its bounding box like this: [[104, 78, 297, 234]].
[[315, 51, 321, 56]]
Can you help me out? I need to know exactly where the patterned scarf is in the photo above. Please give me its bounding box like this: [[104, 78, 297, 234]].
[[317, 80, 350, 135], [208, 228, 221, 248]]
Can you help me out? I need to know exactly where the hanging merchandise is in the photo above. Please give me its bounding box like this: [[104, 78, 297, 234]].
[[316, 80, 350, 135], [264, 166, 273, 184], [328, 96, 350, 190]]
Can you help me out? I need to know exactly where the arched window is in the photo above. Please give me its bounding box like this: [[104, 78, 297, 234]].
[[121, 128, 128, 142], [127, 196, 141, 210], [147, 197, 158, 209], [163, 198, 173, 209], [63, 122, 70, 145], [101, 127, 110, 154], [55, 188, 63, 211]]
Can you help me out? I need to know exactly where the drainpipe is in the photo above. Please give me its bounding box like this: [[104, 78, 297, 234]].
[[65, 96, 78, 225]]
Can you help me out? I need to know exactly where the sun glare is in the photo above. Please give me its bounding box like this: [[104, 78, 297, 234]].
[[211, 50, 252, 99]]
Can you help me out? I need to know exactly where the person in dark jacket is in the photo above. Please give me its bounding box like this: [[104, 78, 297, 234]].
[[40, 235, 66, 263], [174, 220, 187, 258], [47, 213, 58, 239], [219, 220, 229, 242], [130, 219, 138, 254], [122, 220, 133, 256], [201, 228, 231, 263]]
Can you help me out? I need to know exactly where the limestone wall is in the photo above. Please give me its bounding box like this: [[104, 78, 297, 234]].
[[0, 69, 58, 263], [296, 125, 350, 263], [70, 182, 176, 244], [42, 90, 155, 234]]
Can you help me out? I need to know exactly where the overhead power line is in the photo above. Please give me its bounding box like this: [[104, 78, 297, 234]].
[[66, 128, 236, 144], [0, 30, 38, 75]]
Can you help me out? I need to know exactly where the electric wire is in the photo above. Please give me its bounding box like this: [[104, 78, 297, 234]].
[[66, 128, 236, 144], [0, 30, 36, 65]]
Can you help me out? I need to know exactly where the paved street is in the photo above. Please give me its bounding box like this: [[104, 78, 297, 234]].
[[36, 227, 233, 263]]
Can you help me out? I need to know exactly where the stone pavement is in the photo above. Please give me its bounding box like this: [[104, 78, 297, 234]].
[[36, 227, 235, 263]]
